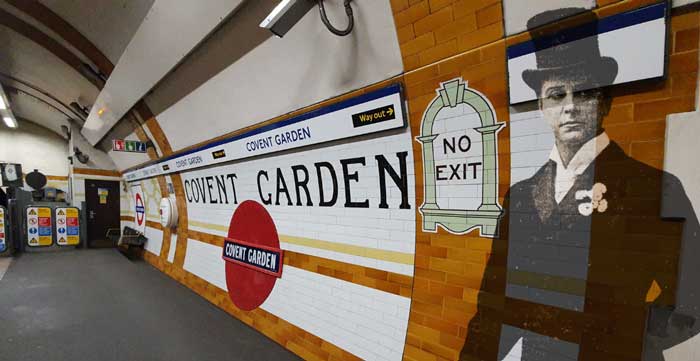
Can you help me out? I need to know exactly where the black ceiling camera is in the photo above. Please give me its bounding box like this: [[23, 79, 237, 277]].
[[260, 0, 354, 38], [73, 147, 90, 165]]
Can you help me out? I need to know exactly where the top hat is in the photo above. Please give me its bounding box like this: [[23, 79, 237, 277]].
[[522, 8, 618, 93]]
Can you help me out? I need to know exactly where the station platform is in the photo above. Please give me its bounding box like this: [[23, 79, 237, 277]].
[[0, 250, 298, 361]]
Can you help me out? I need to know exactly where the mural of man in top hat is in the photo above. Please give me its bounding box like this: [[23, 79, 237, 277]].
[[460, 7, 700, 361]]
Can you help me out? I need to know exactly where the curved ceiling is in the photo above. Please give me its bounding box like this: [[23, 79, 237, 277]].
[[7, 87, 71, 137], [36, 0, 154, 64], [0, 0, 153, 142], [0, 26, 97, 109]]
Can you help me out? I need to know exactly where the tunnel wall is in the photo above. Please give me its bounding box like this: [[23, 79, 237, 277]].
[[117, 1, 700, 360], [0, 119, 68, 179], [0, 119, 69, 192]]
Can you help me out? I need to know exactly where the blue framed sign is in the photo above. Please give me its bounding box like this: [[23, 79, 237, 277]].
[[124, 84, 407, 181]]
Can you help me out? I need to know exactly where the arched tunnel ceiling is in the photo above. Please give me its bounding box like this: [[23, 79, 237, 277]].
[[0, 2, 94, 66], [0, 26, 98, 109], [0, 0, 154, 143], [7, 87, 71, 138], [36, 0, 155, 64]]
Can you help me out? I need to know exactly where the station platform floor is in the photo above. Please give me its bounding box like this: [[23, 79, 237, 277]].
[[0, 249, 299, 361]]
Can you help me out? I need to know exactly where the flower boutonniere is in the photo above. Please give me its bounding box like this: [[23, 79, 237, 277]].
[[575, 183, 608, 216]]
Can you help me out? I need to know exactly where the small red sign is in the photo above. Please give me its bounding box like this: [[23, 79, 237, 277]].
[[66, 218, 78, 226], [113, 139, 125, 151], [38, 217, 51, 227]]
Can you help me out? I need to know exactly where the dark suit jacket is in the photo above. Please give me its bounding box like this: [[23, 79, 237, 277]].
[[460, 142, 699, 361], [0, 187, 6, 208]]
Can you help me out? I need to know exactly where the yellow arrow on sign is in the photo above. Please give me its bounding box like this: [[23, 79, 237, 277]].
[[387, 107, 394, 116]]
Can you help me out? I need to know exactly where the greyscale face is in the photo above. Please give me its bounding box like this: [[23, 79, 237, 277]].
[[538, 76, 610, 148]]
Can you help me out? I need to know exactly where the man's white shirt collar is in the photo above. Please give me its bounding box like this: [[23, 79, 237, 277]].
[[549, 133, 610, 203]]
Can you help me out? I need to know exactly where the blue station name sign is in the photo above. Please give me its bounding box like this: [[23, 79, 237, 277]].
[[124, 84, 406, 182]]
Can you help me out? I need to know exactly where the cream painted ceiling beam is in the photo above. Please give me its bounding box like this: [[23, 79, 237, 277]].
[[81, 0, 246, 146]]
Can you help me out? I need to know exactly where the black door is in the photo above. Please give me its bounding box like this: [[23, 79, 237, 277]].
[[85, 179, 120, 248]]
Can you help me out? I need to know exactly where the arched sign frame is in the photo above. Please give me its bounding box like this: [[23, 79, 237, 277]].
[[416, 78, 505, 237]]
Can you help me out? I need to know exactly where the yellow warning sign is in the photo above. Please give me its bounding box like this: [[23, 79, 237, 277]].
[[66, 236, 79, 246], [27, 207, 53, 247], [38, 208, 50, 217], [55, 207, 79, 246], [38, 236, 52, 246]]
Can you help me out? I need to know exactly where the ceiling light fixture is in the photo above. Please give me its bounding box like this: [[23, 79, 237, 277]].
[[3, 116, 17, 128]]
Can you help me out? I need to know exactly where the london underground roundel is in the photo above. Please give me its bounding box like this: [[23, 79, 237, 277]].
[[222, 200, 283, 311], [135, 193, 145, 226]]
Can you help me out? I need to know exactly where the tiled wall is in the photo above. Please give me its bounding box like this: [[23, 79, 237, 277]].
[[391, 1, 700, 360], [394, 0, 504, 71], [116, 1, 700, 360]]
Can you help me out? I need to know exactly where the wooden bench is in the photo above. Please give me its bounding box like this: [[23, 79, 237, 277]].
[[110, 227, 147, 260]]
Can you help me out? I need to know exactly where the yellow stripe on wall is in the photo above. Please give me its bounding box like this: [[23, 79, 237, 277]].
[[189, 220, 414, 265], [189, 220, 229, 232], [281, 235, 414, 265]]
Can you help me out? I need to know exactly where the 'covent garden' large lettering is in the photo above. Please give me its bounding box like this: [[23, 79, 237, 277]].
[[416, 78, 505, 237]]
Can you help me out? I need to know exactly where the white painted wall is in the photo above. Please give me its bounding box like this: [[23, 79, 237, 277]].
[[661, 49, 700, 359], [663, 109, 700, 361], [70, 124, 117, 170], [157, 0, 403, 152], [0, 119, 69, 179]]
